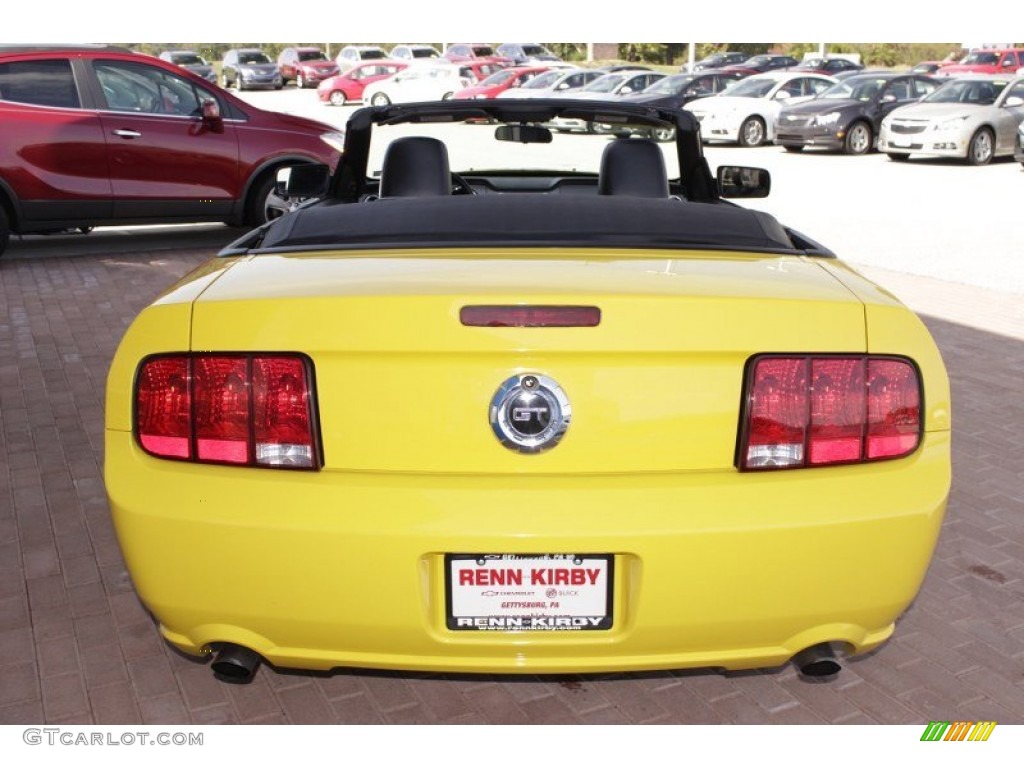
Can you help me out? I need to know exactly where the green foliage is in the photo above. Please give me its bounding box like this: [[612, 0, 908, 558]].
[[544, 43, 586, 61]]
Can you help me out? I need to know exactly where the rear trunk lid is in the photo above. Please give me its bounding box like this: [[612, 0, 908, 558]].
[[191, 249, 865, 474]]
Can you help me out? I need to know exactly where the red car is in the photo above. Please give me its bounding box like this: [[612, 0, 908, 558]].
[[454, 66, 550, 99], [0, 45, 343, 257], [317, 60, 409, 105], [937, 48, 1024, 78], [277, 47, 340, 88]]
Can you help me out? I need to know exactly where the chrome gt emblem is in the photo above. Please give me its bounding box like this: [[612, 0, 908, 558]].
[[490, 374, 571, 454]]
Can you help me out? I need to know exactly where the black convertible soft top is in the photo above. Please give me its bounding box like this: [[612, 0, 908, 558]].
[[256, 194, 798, 254]]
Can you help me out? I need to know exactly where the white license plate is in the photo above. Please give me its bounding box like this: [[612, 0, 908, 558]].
[[446, 554, 613, 631], [889, 137, 912, 147]]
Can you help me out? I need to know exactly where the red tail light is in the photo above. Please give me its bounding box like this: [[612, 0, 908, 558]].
[[135, 354, 319, 470], [740, 355, 921, 471]]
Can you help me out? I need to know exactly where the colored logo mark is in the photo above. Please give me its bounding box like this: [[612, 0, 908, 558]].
[[921, 721, 996, 742]]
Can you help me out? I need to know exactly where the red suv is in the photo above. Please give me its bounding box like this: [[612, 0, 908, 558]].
[[0, 45, 343, 258], [277, 47, 340, 88]]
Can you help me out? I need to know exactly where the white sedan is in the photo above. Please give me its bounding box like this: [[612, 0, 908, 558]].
[[878, 75, 1024, 165], [362, 63, 473, 106], [497, 68, 602, 99], [687, 71, 836, 147]]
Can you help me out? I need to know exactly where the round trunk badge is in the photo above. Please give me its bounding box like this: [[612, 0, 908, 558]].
[[489, 374, 571, 453]]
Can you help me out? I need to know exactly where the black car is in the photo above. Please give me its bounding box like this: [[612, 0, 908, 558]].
[[792, 57, 866, 77], [221, 48, 283, 91], [621, 69, 748, 140], [723, 54, 799, 74], [776, 73, 939, 155], [684, 51, 749, 72]]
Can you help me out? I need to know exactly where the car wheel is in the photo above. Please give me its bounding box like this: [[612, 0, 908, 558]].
[[648, 126, 676, 143], [783, 145, 804, 153], [247, 172, 299, 227], [222, 73, 231, 89], [329, 90, 346, 106], [370, 92, 391, 107], [441, 92, 454, 100], [0, 205, 9, 258], [738, 116, 766, 147], [843, 122, 872, 155], [78, 226, 94, 235], [296, 73, 306, 89], [235, 75, 245, 92], [967, 127, 995, 166], [886, 152, 909, 162]]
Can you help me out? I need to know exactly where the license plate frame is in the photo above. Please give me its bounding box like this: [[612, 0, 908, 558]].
[[445, 553, 614, 632]]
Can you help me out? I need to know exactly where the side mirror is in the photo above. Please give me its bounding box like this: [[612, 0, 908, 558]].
[[774, 90, 792, 100], [881, 93, 897, 103], [1005, 96, 1024, 108], [717, 165, 771, 199], [276, 164, 330, 199], [620, 86, 633, 94]]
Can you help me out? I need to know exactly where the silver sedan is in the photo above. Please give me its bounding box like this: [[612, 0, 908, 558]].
[[878, 75, 1024, 165]]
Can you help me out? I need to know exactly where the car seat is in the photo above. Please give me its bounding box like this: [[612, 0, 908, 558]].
[[598, 138, 670, 198], [378, 136, 452, 197]]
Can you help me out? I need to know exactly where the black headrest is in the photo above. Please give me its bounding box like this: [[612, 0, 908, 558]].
[[379, 136, 452, 197], [598, 138, 669, 198]]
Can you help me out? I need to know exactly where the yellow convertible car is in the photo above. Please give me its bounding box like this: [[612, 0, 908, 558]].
[[105, 99, 951, 683]]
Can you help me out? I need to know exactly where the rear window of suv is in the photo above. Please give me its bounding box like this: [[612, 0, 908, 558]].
[[0, 59, 80, 108]]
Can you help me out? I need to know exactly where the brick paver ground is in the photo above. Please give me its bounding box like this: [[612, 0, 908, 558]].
[[1, 240, 1022, 725]]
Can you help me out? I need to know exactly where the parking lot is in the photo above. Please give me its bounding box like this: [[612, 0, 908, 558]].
[[1, 86, 1023, 724]]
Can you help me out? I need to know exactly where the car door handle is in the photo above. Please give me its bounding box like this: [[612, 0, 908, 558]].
[[112, 129, 142, 139]]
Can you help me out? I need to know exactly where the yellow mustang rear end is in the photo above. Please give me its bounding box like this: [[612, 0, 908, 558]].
[[104, 100, 950, 683]]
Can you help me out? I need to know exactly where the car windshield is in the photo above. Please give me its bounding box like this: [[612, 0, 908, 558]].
[[411, 49, 438, 58], [744, 56, 770, 66], [818, 78, 883, 101], [172, 54, 204, 66], [298, 50, 326, 62], [923, 79, 1006, 104], [361, 50, 387, 60], [522, 70, 562, 89], [480, 70, 516, 86], [644, 75, 693, 95], [720, 77, 778, 98], [472, 46, 495, 57], [238, 52, 270, 65], [583, 73, 628, 93], [521, 45, 548, 57], [961, 51, 999, 65]]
